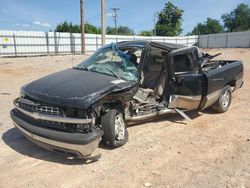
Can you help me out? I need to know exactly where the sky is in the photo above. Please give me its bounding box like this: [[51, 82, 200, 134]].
[[0, 0, 250, 35]]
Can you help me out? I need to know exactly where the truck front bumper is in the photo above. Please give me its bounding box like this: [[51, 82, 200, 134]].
[[10, 109, 103, 158]]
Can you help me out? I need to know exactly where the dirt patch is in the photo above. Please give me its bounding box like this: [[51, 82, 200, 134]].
[[0, 49, 250, 188]]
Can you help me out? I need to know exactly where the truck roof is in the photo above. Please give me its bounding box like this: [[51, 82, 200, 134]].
[[117, 40, 185, 51]]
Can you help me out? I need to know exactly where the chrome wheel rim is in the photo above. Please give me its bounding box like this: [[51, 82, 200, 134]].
[[222, 90, 230, 108], [114, 114, 125, 141]]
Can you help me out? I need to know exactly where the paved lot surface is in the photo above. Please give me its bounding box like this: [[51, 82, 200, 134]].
[[0, 49, 250, 188]]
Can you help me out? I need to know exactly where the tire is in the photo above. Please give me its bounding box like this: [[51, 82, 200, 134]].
[[101, 109, 128, 147], [211, 85, 232, 113]]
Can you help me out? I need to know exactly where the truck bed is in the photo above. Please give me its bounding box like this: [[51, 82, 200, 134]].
[[202, 60, 238, 72], [203, 60, 243, 95]]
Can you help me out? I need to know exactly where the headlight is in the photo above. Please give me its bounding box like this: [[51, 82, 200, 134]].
[[19, 90, 25, 98]]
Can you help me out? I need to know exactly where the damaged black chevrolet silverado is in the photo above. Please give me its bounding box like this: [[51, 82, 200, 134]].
[[10, 41, 244, 158]]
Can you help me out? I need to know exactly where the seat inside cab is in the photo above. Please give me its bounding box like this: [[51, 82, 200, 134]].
[[141, 46, 168, 98]]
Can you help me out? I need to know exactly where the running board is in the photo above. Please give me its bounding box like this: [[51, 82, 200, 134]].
[[174, 108, 191, 121]]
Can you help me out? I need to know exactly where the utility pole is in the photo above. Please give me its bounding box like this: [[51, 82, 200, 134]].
[[111, 8, 120, 35], [101, 0, 106, 46], [80, 0, 85, 54], [154, 12, 158, 36]]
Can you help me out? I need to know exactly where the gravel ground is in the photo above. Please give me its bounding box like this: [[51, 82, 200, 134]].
[[0, 49, 250, 188]]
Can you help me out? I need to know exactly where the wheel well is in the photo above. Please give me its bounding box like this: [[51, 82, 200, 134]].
[[226, 80, 236, 91], [92, 101, 124, 125], [101, 101, 124, 114]]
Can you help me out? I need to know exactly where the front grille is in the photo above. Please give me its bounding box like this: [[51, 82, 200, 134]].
[[17, 111, 73, 132], [39, 120, 67, 131], [18, 98, 63, 116], [15, 97, 93, 134], [19, 111, 91, 134]]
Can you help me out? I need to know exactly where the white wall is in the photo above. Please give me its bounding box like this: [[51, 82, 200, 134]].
[[0, 30, 198, 56], [198, 31, 250, 48], [1, 30, 250, 57]]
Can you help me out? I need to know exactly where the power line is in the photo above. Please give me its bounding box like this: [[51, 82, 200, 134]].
[[135, 15, 155, 28], [86, 14, 100, 23], [111, 8, 120, 35]]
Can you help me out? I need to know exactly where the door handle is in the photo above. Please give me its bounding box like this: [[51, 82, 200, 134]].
[[212, 78, 224, 82]]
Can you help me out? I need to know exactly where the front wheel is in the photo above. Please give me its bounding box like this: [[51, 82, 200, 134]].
[[211, 85, 232, 113], [101, 109, 128, 147]]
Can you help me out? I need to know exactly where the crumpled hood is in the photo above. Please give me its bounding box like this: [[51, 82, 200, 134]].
[[22, 68, 136, 109]]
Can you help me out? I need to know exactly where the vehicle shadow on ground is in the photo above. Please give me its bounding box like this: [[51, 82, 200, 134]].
[[201, 108, 218, 114], [2, 128, 95, 165], [127, 110, 203, 127]]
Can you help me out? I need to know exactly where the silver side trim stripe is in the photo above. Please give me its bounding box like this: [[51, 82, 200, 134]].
[[14, 102, 93, 124], [168, 95, 202, 109], [201, 89, 222, 110]]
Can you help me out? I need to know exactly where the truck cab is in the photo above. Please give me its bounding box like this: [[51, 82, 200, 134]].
[[137, 42, 243, 111]]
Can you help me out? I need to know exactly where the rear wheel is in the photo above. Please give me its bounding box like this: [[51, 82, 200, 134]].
[[101, 109, 128, 147], [211, 85, 232, 113]]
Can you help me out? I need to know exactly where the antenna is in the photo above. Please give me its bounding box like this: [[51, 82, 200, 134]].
[[111, 8, 120, 35]]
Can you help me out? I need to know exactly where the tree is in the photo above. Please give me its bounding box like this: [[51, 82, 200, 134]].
[[106, 26, 135, 35], [106, 26, 116, 35], [55, 21, 80, 33], [156, 2, 184, 36], [190, 18, 223, 35], [85, 23, 101, 34], [139, 30, 153, 36], [55, 20, 101, 34], [222, 3, 250, 32]]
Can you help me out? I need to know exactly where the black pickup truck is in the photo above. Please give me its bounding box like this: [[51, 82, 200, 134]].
[[10, 41, 244, 158]]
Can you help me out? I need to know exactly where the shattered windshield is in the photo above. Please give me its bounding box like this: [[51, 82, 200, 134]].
[[75, 44, 139, 82]]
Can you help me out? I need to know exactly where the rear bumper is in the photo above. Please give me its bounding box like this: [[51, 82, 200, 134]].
[[10, 109, 103, 158]]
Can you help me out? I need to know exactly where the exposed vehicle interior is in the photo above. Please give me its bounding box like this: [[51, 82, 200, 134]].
[[119, 44, 220, 117], [119, 47, 143, 68], [173, 53, 195, 73], [141, 46, 168, 97], [125, 45, 171, 116]]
